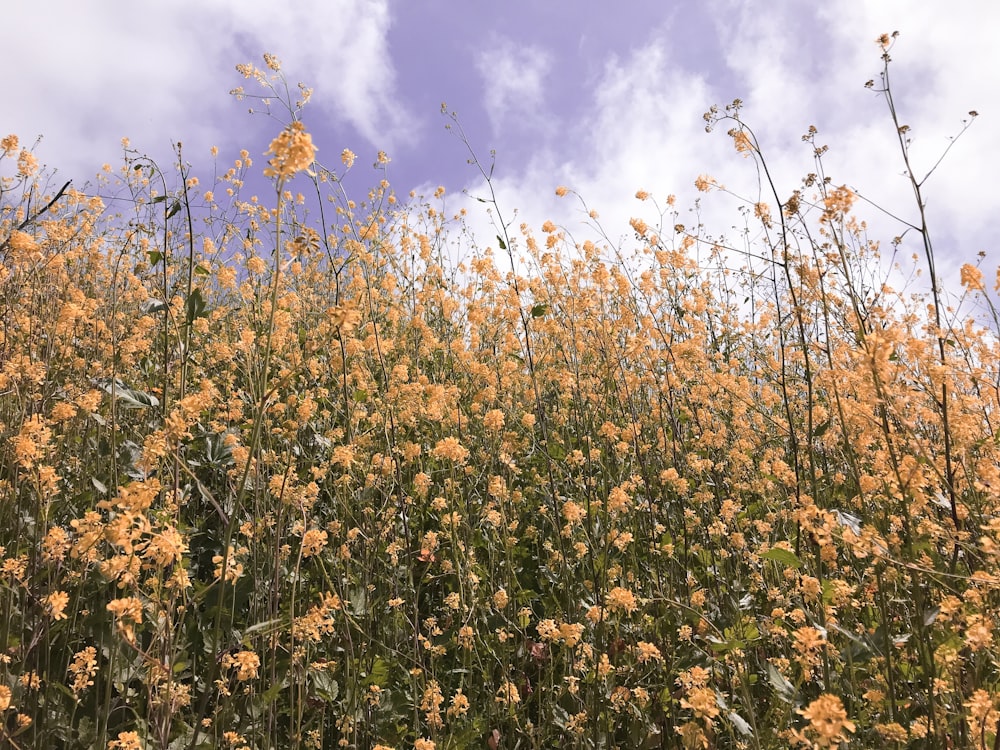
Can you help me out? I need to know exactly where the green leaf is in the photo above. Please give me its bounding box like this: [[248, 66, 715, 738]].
[[767, 663, 797, 703], [166, 200, 181, 219], [152, 195, 167, 203], [728, 711, 754, 737], [761, 546, 802, 569], [147, 250, 163, 265], [91, 477, 108, 494], [97, 378, 159, 409], [923, 607, 940, 627], [530, 303, 548, 318], [708, 636, 743, 654], [812, 420, 830, 437], [185, 288, 208, 326], [194, 263, 211, 276], [497, 235, 507, 250]]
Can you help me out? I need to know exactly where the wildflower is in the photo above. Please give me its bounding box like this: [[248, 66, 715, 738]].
[[495, 680, 521, 705], [420, 681, 444, 729], [483, 409, 505, 432], [17, 148, 38, 177], [797, 694, 856, 747], [106, 597, 144, 643], [432, 437, 469, 464], [69, 646, 98, 694], [965, 614, 993, 652], [448, 689, 470, 718], [42, 526, 71, 562], [965, 689, 999, 742], [961, 263, 984, 291], [263, 120, 317, 181], [629, 217, 648, 236], [605, 586, 638, 615], [635, 641, 664, 663], [555, 185, 568, 197], [0, 684, 10, 711], [821, 185, 855, 221], [46, 591, 70, 620], [108, 731, 143, 750], [681, 686, 720, 723], [561, 500, 585, 526], [694, 175, 715, 192], [301, 528, 328, 558], [143, 526, 187, 566]]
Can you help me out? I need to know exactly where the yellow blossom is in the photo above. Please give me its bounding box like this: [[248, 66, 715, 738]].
[[263, 120, 317, 181], [797, 694, 856, 747]]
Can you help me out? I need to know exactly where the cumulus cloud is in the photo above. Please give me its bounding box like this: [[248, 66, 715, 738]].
[[3, 0, 408, 182], [450, 0, 997, 295]]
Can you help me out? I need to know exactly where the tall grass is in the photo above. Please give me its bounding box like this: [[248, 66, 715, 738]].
[[1, 40, 998, 749]]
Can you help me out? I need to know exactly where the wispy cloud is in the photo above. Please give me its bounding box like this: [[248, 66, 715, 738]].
[[476, 37, 553, 137]]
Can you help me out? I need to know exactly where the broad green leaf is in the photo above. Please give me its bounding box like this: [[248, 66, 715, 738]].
[[185, 287, 208, 325], [761, 546, 802, 569], [98, 378, 159, 409], [728, 711, 754, 736], [767, 663, 797, 703]]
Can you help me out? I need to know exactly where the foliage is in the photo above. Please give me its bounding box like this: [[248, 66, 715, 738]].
[[1, 39, 998, 749]]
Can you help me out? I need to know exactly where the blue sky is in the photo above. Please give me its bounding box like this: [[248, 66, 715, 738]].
[[5, 0, 998, 293]]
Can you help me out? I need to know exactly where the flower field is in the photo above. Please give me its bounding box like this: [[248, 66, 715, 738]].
[[1, 44, 998, 749]]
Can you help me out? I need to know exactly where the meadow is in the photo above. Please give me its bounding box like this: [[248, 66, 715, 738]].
[[1, 39, 998, 749]]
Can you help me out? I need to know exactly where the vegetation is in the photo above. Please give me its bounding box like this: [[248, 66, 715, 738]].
[[1, 36, 998, 749]]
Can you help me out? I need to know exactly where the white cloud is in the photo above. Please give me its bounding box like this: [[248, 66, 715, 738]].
[[451, 0, 998, 301], [3, 0, 407, 183], [476, 38, 553, 137]]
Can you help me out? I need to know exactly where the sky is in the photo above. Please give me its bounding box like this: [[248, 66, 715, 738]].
[[5, 0, 999, 299]]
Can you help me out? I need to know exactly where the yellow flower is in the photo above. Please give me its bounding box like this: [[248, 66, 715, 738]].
[[431, 437, 469, 464], [46, 591, 70, 620], [635, 641, 664, 663], [797, 694, 856, 747], [960, 263, 984, 292], [108, 731, 143, 750], [495, 680, 521, 705], [1, 133, 18, 156], [605, 586, 638, 615], [0, 684, 11, 711], [681, 686, 720, 722], [222, 650, 260, 681], [263, 121, 317, 181]]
